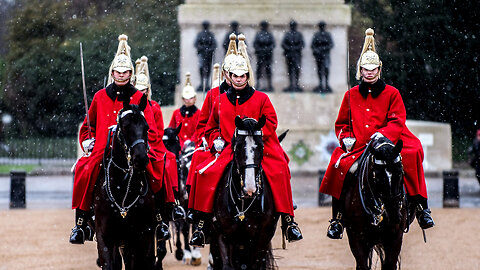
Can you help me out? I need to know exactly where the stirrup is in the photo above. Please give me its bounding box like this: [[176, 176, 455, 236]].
[[327, 219, 344, 239], [190, 220, 206, 248]]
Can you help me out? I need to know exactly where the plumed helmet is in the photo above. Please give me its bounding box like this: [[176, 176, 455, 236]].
[[182, 73, 196, 99], [229, 54, 249, 77], [222, 33, 238, 74], [237, 34, 254, 87], [211, 63, 221, 89], [134, 56, 152, 99], [356, 28, 382, 80], [108, 34, 135, 84]]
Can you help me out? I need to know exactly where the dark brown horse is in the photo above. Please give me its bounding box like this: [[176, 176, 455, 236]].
[[210, 116, 278, 270], [94, 95, 156, 270], [342, 138, 416, 270]]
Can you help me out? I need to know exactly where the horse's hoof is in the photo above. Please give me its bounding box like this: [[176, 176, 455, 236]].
[[183, 249, 192, 265], [191, 248, 202, 266], [175, 249, 184, 261], [191, 257, 201, 266]]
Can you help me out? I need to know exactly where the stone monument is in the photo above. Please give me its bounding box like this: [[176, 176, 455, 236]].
[[174, 0, 452, 174]]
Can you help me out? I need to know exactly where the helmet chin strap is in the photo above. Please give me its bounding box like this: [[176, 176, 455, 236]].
[[232, 80, 248, 88], [113, 75, 131, 83]]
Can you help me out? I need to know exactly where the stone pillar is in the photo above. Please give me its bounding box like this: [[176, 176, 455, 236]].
[[178, 0, 351, 99]]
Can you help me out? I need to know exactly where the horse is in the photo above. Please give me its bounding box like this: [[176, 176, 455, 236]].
[[342, 138, 416, 270], [162, 126, 202, 265], [94, 95, 156, 270], [210, 115, 278, 270]]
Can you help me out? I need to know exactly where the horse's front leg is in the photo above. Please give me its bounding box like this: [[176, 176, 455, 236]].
[[174, 220, 184, 261], [96, 234, 121, 270], [382, 229, 404, 270], [346, 230, 371, 270]]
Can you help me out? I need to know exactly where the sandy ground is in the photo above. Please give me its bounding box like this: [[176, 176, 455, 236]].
[[1, 207, 479, 270]]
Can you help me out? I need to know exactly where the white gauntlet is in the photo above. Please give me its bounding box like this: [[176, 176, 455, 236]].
[[342, 137, 356, 152], [82, 138, 95, 154], [370, 132, 384, 140], [213, 138, 225, 153]]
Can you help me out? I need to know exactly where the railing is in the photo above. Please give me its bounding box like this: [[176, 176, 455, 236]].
[[0, 137, 77, 165]]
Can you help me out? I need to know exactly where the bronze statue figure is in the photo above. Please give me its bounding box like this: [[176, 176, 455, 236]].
[[253, 21, 275, 92], [194, 21, 217, 92], [311, 21, 334, 93], [281, 20, 304, 92]]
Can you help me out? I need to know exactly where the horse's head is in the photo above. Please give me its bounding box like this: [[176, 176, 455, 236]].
[[116, 94, 150, 170], [231, 115, 266, 197], [163, 124, 181, 157], [369, 137, 404, 223]]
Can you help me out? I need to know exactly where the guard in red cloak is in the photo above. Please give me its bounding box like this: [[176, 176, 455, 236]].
[[69, 35, 175, 244], [188, 35, 303, 248], [320, 29, 435, 239]]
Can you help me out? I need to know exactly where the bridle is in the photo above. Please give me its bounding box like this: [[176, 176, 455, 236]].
[[102, 108, 149, 218], [357, 141, 403, 226], [228, 127, 264, 221]]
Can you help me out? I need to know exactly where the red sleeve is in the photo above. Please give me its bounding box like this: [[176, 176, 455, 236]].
[[334, 90, 354, 144], [378, 88, 406, 143], [193, 90, 213, 144], [168, 110, 178, 129], [152, 101, 165, 139], [259, 95, 278, 139], [205, 97, 221, 147], [79, 91, 98, 146]]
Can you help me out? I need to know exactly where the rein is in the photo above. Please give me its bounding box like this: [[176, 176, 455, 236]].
[[227, 163, 263, 221], [357, 141, 403, 226], [102, 110, 149, 218]]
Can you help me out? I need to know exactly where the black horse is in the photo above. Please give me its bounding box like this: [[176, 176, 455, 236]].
[[94, 95, 156, 270], [162, 126, 202, 265], [210, 115, 278, 270], [342, 138, 416, 270]]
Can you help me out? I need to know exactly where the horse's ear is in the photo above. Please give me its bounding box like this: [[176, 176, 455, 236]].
[[278, 129, 289, 143], [139, 94, 147, 111], [257, 115, 266, 129], [235, 116, 243, 129], [175, 123, 182, 135], [394, 140, 403, 154]]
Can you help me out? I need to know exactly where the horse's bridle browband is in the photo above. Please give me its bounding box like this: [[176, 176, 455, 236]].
[[373, 155, 402, 165], [236, 129, 262, 136]]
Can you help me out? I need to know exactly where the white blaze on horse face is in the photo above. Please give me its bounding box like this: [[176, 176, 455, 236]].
[[244, 136, 257, 196]]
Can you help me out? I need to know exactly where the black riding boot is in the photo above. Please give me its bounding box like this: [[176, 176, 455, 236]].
[[281, 214, 303, 242], [190, 211, 210, 248], [411, 195, 435, 229], [69, 209, 94, 244], [167, 201, 186, 221], [154, 192, 171, 241], [327, 197, 344, 239]]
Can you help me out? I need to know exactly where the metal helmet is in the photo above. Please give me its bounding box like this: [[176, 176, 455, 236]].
[[182, 72, 196, 99], [222, 33, 238, 74], [211, 63, 221, 89], [134, 56, 151, 99], [108, 34, 134, 84], [237, 34, 254, 87], [356, 28, 382, 80], [229, 54, 249, 77]]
